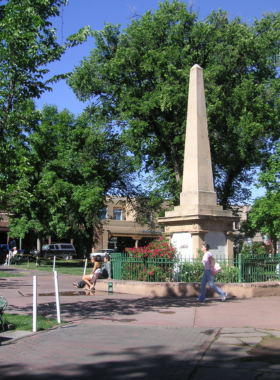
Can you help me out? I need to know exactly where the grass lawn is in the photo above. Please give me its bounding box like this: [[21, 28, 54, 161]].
[[0, 270, 24, 277], [5, 259, 94, 276], [2, 313, 65, 331]]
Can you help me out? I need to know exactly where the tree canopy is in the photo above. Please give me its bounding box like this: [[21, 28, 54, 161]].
[[241, 143, 280, 251], [7, 105, 137, 252], [69, 0, 280, 207], [0, 0, 91, 208]]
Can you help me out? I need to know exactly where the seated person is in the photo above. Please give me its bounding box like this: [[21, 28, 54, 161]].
[[73, 256, 102, 290], [101, 254, 112, 279], [5, 247, 17, 264], [73, 254, 112, 289]]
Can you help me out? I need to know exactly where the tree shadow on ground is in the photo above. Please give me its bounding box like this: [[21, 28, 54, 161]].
[[6, 294, 240, 321], [1, 335, 280, 380], [0, 349, 195, 380]]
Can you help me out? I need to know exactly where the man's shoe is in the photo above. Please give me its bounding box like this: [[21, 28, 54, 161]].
[[222, 293, 227, 301], [196, 298, 205, 302]]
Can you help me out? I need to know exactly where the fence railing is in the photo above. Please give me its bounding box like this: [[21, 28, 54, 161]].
[[110, 253, 280, 283]]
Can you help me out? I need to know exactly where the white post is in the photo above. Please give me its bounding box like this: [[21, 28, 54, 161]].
[[83, 259, 88, 276], [53, 256, 56, 272], [54, 271, 61, 324], [33, 276, 37, 332]]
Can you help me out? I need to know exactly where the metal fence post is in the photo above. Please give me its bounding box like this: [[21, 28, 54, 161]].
[[83, 259, 87, 276], [54, 271, 61, 324], [33, 276, 37, 332], [238, 254, 242, 283]]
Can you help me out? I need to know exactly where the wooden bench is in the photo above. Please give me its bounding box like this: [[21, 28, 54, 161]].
[[9, 254, 18, 265]]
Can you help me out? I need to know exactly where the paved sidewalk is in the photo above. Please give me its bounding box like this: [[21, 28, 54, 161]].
[[192, 328, 280, 380], [1, 266, 280, 379], [1, 324, 219, 380]]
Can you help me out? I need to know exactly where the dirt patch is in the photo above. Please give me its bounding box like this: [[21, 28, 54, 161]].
[[248, 336, 280, 364]]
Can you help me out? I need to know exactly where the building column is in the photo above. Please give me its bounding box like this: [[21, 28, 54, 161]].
[[131, 236, 140, 248], [102, 230, 109, 249], [226, 231, 234, 260], [191, 231, 207, 258]]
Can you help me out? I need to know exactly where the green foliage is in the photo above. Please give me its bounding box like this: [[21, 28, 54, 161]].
[[0, 271, 24, 277], [0, 0, 91, 135], [240, 242, 267, 257], [121, 261, 173, 282], [3, 313, 64, 331], [125, 236, 176, 259], [6, 105, 138, 252], [122, 237, 176, 281], [0, 0, 92, 217], [176, 260, 205, 282], [69, 1, 280, 207], [214, 264, 239, 283], [241, 142, 280, 249]]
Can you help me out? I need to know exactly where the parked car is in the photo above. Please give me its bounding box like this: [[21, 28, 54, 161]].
[[89, 249, 115, 262], [42, 244, 76, 260]]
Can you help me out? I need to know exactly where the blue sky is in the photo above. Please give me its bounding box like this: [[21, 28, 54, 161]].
[[36, 0, 280, 199], [36, 0, 280, 115]]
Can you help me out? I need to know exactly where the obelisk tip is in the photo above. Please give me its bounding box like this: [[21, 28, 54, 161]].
[[191, 64, 202, 71]]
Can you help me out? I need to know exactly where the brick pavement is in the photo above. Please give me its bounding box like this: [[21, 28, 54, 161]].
[[1, 266, 280, 379], [0, 324, 218, 380]]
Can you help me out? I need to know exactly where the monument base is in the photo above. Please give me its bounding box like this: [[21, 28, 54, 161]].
[[158, 213, 238, 260]]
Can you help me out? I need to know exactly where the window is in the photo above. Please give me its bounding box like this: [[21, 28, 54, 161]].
[[99, 208, 107, 220], [146, 213, 151, 222], [60, 244, 74, 250], [113, 208, 122, 220]]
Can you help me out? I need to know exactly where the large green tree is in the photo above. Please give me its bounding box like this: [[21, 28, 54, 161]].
[[68, 1, 280, 207], [7, 105, 138, 254], [0, 0, 91, 209], [241, 143, 280, 252]]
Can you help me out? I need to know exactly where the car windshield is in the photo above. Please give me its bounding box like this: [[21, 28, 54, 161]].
[[42, 245, 49, 249]]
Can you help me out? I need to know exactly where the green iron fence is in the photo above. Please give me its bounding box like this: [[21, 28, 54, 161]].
[[110, 253, 280, 283]]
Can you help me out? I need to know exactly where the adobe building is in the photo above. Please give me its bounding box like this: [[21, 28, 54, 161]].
[[158, 64, 239, 260], [93, 197, 162, 253]]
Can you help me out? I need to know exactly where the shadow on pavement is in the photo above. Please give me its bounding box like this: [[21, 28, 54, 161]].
[[1, 341, 280, 380], [0, 350, 195, 380], [6, 296, 241, 319]]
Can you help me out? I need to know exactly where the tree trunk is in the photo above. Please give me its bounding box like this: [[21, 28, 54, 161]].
[[36, 232, 43, 266]]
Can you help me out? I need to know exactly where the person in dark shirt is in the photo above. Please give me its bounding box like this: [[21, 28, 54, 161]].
[[102, 254, 112, 279]]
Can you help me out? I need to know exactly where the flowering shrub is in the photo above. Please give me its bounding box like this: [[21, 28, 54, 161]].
[[121, 237, 176, 281], [121, 262, 174, 282], [125, 237, 176, 259]]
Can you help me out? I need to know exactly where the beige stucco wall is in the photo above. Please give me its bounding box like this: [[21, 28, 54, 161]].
[[96, 279, 280, 299]]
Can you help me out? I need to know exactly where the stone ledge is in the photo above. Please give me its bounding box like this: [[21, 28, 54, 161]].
[[97, 280, 280, 298]]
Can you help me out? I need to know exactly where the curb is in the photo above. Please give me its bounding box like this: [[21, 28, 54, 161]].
[[0, 321, 74, 346], [185, 328, 220, 379]]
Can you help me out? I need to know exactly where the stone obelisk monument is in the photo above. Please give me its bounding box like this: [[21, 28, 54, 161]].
[[158, 64, 238, 259]]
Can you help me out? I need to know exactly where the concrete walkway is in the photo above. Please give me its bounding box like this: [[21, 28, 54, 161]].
[[1, 266, 280, 379]]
